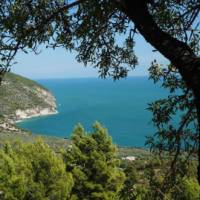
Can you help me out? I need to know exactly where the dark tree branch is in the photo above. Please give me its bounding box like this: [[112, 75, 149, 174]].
[[26, 0, 84, 35], [118, 0, 200, 184]]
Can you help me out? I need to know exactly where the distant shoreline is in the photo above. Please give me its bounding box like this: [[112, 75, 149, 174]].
[[15, 109, 58, 123], [15, 77, 160, 147]]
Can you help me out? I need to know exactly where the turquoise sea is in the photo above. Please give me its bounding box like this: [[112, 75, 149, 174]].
[[17, 77, 168, 147]]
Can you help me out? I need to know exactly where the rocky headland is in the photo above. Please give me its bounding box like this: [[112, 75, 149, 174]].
[[0, 72, 57, 130]]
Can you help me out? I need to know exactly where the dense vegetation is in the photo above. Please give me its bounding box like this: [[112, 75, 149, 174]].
[[0, 140, 73, 200], [0, 123, 199, 200], [0, 0, 199, 198], [0, 0, 199, 184], [0, 123, 124, 200], [0, 72, 54, 118], [0, 69, 198, 199]]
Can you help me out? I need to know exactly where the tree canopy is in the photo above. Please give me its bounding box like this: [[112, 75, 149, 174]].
[[63, 122, 125, 200], [0, 141, 73, 200], [0, 0, 200, 183], [0, 1, 199, 79], [0, 123, 125, 200]]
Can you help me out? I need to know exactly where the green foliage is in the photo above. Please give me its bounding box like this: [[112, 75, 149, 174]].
[[0, 143, 30, 200], [63, 122, 125, 200], [0, 0, 138, 79], [146, 61, 199, 194], [120, 161, 147, 200], [0, 72, 54, 117], [0, 140, 73, 200], [0, 0, 199, 193], [179, 177, 200, 200], [145, 175, 200, 200], [147, 62, 197, 155], [0, 124, 198, 200], [0, 0, 199, 80]]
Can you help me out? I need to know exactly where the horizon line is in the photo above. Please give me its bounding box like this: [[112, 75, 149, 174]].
[[34, 75, 149, 81]]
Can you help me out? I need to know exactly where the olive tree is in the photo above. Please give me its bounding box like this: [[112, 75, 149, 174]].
[[0, 0, 200, 183]]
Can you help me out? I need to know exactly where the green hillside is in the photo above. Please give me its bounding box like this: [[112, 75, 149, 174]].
[[0, 72, 56, 120]]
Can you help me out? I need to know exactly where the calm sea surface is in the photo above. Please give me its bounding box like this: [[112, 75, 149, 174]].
[[17, 77, 168, 147]]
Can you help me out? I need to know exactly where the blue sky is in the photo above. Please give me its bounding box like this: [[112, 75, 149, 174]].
[[12, 35, 168, 79]]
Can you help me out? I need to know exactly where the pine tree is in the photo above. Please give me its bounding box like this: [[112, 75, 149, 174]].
[[63, 122, 125, 200], [0, 141, 73, 200]]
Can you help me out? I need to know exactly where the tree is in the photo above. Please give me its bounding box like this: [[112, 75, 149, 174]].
[[143, 159, 200, 200], [0, 0, 200, 183], [119, 160, 147, 200], [146, 62, 198, 193], [63, 122, 125, 200], [179, 177, 200, 200], [0, 141, 73, 200]]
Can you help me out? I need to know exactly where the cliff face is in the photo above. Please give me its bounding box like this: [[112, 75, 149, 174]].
[[0, 73, 57, 122]]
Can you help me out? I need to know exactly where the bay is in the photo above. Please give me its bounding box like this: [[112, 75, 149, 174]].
[[17, 77, 168, 147]]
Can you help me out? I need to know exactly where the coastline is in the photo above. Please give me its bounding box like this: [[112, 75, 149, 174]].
[[14, 108, 58, 123]]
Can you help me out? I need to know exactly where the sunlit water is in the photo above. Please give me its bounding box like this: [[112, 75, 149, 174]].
[[17, 77, 168, 147]]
